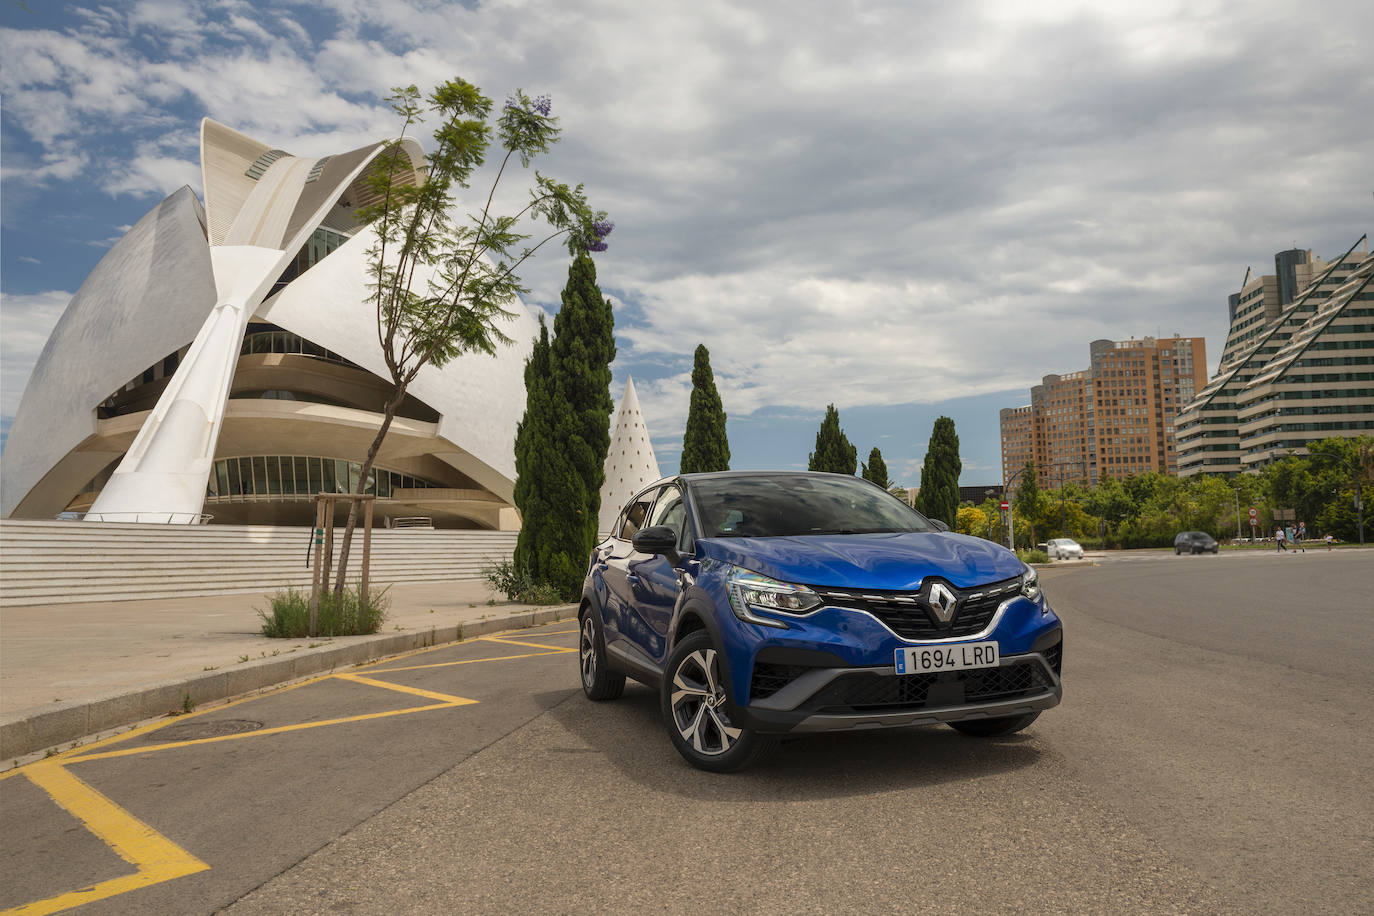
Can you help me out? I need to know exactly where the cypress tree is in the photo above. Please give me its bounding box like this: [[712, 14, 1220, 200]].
[[680, 344, 730, 473], [808, 404, 858, 475], [913, 416, 961, 526], [862, 447, 890, 489], [514, 318, 567, 585], [544, 251, 617, 598]]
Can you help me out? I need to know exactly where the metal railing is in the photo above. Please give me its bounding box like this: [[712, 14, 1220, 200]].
[[57, 512, 215, 524]]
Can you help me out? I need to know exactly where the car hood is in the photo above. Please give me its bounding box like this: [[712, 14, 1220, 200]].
[[696, 531, 1025, 590]]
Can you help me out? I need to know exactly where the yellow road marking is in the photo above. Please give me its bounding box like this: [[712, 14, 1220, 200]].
[[480, 635, 578, 652], [0, 623, 576, 912], [3, 763, 208, 916], [368, 648, 568, 674], [64, 701, 466, 765], [333, 673, 477, 705]]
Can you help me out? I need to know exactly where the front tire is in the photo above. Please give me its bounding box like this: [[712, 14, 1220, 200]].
[[948, 711, 1040, 737], [579, 610, 625, 701], [662, 631, 776, 772]]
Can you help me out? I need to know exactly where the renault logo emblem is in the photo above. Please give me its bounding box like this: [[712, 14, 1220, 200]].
[[928, 582, 958, 624]]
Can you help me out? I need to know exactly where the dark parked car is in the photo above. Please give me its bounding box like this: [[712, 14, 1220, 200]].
[[579, 471, 1063, 772], [1174, 531, 1219, 554]]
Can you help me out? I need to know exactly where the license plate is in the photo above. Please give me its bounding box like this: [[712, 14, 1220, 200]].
[[895, 641, 999, 674]]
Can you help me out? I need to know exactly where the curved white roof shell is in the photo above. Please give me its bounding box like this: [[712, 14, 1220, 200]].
[[1, 187, 216, 518], [3, 119, 533, 525], [599, 376, 662, 533]]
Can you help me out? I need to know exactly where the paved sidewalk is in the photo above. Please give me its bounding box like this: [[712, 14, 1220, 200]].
[[0, 581, 576, 760]]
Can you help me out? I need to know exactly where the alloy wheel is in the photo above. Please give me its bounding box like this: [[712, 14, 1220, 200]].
[[580, 616, 597, 688], [669, 648, 741, 756]]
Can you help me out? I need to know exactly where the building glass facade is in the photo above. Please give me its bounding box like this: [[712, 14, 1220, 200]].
[[1177, 239, 1372, 476]]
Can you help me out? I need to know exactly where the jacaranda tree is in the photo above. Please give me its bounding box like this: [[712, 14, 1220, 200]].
[[332, 79, 608, 595]]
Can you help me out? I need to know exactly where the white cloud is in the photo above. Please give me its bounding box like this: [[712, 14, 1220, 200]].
[[2, 0, 1371, 474]]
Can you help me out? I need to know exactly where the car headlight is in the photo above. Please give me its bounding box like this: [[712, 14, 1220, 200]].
[[1020, 566, 1043, 605], [726, 567, 821, 629]]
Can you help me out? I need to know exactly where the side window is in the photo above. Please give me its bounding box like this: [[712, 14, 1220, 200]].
[[618, 490, 658, 541], [647, 487, 691, 549]]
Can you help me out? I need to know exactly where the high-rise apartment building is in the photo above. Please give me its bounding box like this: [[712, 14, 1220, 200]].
[[1176, 237, 1373, 475], [999, 336, 1208, 492]]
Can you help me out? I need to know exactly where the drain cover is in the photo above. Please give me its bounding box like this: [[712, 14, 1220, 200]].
[[151, 719, 264, 741]]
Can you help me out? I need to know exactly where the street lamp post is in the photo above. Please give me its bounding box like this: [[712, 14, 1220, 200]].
[[1002, 465, 1032, 551]]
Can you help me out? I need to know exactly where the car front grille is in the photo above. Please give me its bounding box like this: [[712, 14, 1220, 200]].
[[811, 576, 1021, 639], [801, 659, 1052, 714]]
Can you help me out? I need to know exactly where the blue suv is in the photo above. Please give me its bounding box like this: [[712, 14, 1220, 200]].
[[579, 471, 1063, 771]]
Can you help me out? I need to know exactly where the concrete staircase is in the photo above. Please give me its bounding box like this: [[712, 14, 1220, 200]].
[[0, 520, 518, 607]]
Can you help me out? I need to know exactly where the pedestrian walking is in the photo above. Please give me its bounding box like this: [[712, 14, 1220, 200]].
[[1275, 527, 1286, 551], [1324, 532, 1334, 551], [1294, 522, 1306, 552]]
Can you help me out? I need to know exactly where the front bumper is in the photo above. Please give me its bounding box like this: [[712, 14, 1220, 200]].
[[730, 631, 1063, 735]]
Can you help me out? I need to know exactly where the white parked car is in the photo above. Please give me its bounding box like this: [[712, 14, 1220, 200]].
[[1047, 538, 1084, 560]]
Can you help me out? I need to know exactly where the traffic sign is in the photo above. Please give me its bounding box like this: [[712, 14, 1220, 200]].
[[999, 501, 1010, 511], [1248, 507, 1258, 520]]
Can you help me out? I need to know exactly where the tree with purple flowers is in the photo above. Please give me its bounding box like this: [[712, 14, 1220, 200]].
[[330, 78, 610, 596]]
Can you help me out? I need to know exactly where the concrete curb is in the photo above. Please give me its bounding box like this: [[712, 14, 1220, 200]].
[[0, 603, 579, 761]]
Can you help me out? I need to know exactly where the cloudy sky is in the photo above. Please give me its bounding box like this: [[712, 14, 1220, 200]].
[[2, 0, 1370, 487]]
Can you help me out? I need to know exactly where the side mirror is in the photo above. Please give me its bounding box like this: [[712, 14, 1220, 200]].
[[930, 519, 950, 533], [632, 525, 680, 562]]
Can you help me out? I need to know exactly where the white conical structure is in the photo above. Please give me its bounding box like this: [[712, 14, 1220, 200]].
[[599, 376, 661, 534]]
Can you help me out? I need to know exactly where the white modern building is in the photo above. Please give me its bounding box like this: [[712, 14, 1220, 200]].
[[1176, 236, 1373, 475], [2, 120, 536, 530]]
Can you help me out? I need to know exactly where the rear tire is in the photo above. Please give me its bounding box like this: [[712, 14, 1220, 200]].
[[662, 631, 776, 772], [579, 610, 625, 701], [948, 711, 1041, 737]]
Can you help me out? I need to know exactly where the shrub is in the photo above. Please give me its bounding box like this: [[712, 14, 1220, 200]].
[[259, 584, 389, 638], [483, 560, 564, 605], [1017, 548, 1050, 565]]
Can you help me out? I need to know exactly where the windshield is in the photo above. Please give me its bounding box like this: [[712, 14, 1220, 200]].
[[687, 474, 938, 538]]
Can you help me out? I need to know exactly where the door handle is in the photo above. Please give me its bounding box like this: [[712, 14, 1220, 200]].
[[626, 574, 641, 585]]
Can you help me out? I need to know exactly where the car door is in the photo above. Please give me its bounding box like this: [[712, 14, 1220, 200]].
[[622, 485, 691, 667], [598, 488, 660, 653]]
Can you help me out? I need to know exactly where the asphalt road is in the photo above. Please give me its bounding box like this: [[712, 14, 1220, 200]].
[[3, 550, 1371, 915]]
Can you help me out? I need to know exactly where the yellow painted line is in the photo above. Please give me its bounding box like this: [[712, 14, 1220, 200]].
[[4, 763, 208, 916], [63, 701, 464, 765], [2, 673, 345, 778], [370, 648, 568, 674], [3, 623, 572, 778], [333, 673, 477, 705], [480, 635, 578, 652]]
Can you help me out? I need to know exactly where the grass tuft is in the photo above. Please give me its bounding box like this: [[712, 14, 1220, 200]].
[[482, 560, 562, 605], [258, 584, 390, 638]]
